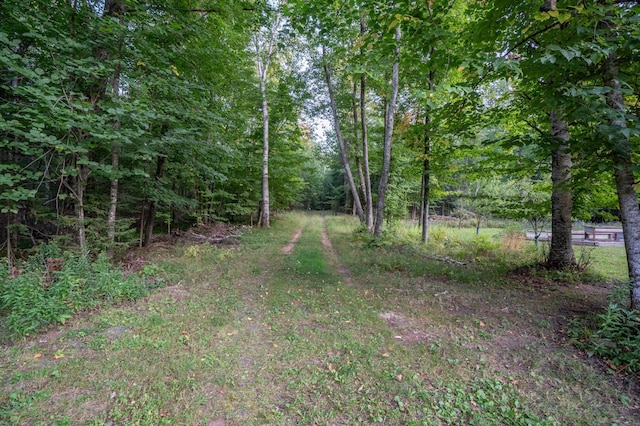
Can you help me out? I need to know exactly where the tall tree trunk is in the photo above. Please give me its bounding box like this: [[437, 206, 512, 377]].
[[143, 156, 166, 247], [374, 25, 401, 236], [352, 82, 365, 204], [253, 13, 281, 228], [421, 70, 435, 244], [106, 144, 119, 258], [360, 19, 374, 231], [604, 52, 640, 309], [546, 111, 576, 268], [6, 213, 13, 272], [322, 45, 365, 223], [105, 0, 125, 258], [75, 163, 90, 255], [540, 0, 575, 269], [259, 75, 270, 227], [421, 118, 431, 244]]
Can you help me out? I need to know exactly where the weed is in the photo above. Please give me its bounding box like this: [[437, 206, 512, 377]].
[[0, 247, 147, 336], [0, 390, 51, 424], [569, 303, 640, 373]]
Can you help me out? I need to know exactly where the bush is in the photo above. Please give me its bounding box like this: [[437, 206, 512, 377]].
[[0, 244, 148, 336], [569, 299, 640, 374]]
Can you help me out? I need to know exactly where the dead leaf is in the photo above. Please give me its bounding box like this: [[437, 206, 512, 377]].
[[606, 360, 620, 371], [395, 374, 403, 382], [34, 353, 42, 359]]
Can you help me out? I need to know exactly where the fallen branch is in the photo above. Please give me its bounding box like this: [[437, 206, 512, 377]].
[[425, 255, 466, 265], [189, 232, 241, 244]]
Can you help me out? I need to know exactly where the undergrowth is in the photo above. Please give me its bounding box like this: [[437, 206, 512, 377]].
[[354, 223, 537, 266], [0, 243, 150, 337], [569, 280, 640, 375]]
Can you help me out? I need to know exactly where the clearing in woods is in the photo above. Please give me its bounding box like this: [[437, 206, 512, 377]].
[[0, 212, 638, 425]]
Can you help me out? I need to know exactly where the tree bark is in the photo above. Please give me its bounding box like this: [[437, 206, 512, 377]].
[[259, 74, 270, 227], [104, 0, 125, 258], [322, 45, 365, 223], [106, 144, 119, 258], [539, 0, 576, 270], [546, 111, 576, 268], [359, 19, 374, 231], [603, 52, 640, 309], [421, 118, 431, 244], [75, 163, 90, 255], [360, 72, 374, 230], [374, 25, 401, 236], [352, 81, 365, 205], [253, 13, 281, 228], [421, 71, 435, 244]]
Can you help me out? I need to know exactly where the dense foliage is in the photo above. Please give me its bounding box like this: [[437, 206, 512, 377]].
[[0, 243, 148, 335], [1, 0, 313, 258]]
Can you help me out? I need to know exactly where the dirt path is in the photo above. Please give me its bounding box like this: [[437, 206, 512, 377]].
[[281, 228, 303, 254], [320, 216, 354, 286]]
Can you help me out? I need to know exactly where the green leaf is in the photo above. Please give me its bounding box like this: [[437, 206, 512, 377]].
[[557, 13, 572, 24], [534, 12, 551, 21]]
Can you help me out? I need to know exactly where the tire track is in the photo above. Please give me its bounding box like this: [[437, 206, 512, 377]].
[[320, 216, 354, 286], [281, 228, 303, 254]]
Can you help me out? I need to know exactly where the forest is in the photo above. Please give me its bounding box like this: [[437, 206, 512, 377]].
[[1, 1, 640, 423], [3, 0, 639, 302]]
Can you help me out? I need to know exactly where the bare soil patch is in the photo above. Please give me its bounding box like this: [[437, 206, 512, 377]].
[[379, 311, 434, 343], [281, 228, 303, 254], [320, 227, 332, 248]]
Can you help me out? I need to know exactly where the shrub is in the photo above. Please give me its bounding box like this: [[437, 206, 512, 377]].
[[569, 298, 640, 374], [0, 244, 148, 336], [455, 235, 500, 261]]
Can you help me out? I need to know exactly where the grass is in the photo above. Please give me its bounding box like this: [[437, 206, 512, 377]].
[[0, 212, 637, 425], [583, 246, 628, 281]]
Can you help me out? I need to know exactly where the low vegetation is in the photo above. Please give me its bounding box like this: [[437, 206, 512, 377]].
[[0, 213, 637, 424]]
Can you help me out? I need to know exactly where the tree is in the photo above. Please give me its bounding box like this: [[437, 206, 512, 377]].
[[322, 45, 365, 223], [373, 22, 401, 237], [253, 5, 283, 228]]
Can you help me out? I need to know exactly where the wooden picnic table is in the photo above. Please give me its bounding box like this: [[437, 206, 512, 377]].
[[583, 225, 624, 241]]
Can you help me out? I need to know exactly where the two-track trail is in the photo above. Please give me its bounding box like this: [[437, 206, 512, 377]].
[[282, 215, 354, 287], [1, 212, 637, 425]]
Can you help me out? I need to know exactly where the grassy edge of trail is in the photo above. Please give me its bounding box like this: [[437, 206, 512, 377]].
[[1, 212, 637, 425]]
